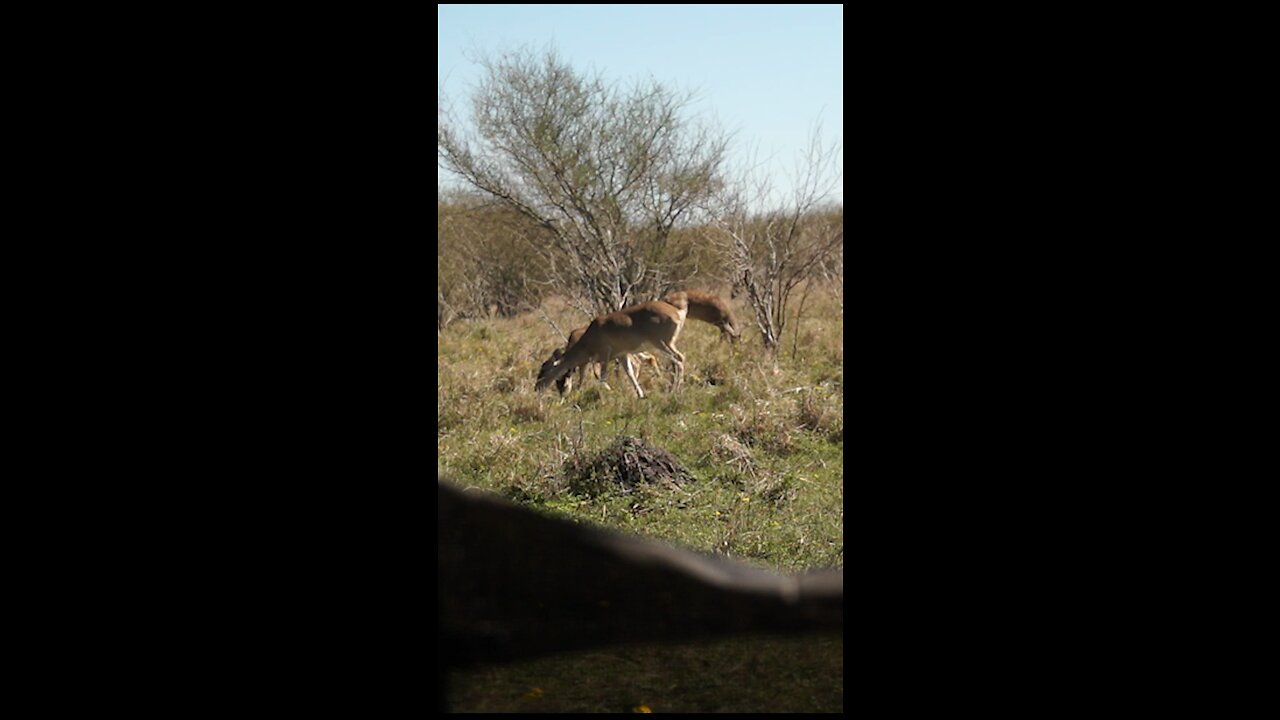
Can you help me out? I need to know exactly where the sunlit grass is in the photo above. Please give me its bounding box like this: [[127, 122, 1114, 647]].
[[437, 288, 844, 572]]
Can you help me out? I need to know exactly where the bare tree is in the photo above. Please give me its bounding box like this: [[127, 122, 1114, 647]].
[[439, 45, 729, 314], [716, 126, 843, 351]]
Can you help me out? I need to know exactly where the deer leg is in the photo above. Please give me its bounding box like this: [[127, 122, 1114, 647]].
[[671, 319, 685, 347], [656, 341, 685, 391], [560, 362, 580, 394], [622, 354, 645, 398], [597, 354, 613, 391]]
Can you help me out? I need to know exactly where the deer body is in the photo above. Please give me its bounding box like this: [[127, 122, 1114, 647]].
[[536, 298, 687, 398], [543, 326, 661, 396]]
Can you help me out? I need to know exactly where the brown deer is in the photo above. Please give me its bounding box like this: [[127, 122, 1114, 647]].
[[662, 289, 740, 343], [539, 325, 661, 396], [536, 296, 688, 398]]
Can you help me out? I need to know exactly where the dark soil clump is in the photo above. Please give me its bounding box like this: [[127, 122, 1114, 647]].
[[566, 436, 693, 495]]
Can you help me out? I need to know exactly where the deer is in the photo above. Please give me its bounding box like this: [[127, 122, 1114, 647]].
[[539, 325, 661, 396], [662, 289, 741, 343], [535, 296, 688, 399]]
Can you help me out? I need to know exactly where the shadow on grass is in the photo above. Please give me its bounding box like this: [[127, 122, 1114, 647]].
[[447, 633, 843, 713]]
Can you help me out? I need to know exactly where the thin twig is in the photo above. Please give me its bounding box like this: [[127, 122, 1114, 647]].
[[536, 304, 567, 343]]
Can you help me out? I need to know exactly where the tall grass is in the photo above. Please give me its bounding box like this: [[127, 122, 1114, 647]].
[[437, 287, 844, 573]]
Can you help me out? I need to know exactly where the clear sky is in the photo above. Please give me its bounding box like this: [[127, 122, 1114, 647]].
[[438, 4, 843, 206]]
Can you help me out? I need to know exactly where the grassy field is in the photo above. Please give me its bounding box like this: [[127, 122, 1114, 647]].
[[438, 288, 844, 711]]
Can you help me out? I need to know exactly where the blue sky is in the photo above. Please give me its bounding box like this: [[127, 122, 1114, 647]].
[[438, 4, 843, 205]]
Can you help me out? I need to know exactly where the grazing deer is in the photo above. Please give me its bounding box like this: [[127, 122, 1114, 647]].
[[539, 325, 661, 396], [536, 297, 688, 398], [662, 289, 740, 343]]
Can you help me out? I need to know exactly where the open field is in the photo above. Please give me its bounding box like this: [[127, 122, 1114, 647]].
[[438, 287, 844, 712]]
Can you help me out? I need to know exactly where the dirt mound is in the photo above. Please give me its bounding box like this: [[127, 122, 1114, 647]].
[[566, 436, 693, 495]]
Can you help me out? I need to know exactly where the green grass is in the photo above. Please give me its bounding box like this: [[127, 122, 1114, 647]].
[[438, 292, 844, 572], [438, 290, 844, 712]]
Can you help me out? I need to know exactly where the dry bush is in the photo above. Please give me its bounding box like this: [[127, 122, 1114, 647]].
[[438, 189, 556, 326], [715, 125, 843, 351]]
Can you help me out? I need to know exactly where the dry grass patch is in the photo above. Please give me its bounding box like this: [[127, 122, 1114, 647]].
[[730, 399, 798, 456], [748, 471, 797, 508], [796, 388, 842, 441], [710, 432, 755, 472], [508, 395, 548, 424]]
